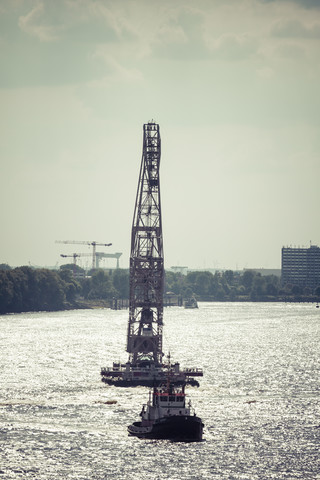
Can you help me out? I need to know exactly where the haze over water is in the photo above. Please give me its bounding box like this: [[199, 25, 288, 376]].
[[1, 302, 319, 479]]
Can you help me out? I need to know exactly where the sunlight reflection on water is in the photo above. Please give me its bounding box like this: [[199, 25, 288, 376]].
[[1, 303, 319, 479]]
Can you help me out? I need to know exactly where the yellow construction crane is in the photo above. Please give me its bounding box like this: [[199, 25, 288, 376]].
[[56, 240, 112, 270]]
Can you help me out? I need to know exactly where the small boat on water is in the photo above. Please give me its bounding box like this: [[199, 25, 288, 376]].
[[128, 380, 204, 441], [184, 297, 198, 309]]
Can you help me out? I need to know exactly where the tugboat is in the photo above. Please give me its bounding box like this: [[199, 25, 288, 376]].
[[128, 380, 204, 441]]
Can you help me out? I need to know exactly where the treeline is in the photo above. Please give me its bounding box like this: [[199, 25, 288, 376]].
[[165, 270, 320, 303], [0, 265, 128, 314], [0, 266, 79, 314], [0, 264, 319, 314]]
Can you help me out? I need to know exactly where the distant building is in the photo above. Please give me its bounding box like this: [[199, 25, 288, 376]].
[[281, 245, 320, 290], [244, 268, 281, 277], [170, 266, 188, 275]]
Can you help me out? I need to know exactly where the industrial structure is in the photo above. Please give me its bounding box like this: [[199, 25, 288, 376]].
[[281, 245, 320, 291], [60, 251, 122, 269], [127, 121, 164, 367], [101, 122, 203, 386], [95, 252, 122, 269], [56, 240, 112, 269]]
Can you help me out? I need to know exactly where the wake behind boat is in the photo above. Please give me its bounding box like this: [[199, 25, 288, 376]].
[[128, 380, 204, 442]]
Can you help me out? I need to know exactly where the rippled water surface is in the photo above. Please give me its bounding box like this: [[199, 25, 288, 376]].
[[1, 303, 320, 479]]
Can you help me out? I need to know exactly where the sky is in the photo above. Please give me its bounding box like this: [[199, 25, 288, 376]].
[[1, 0, 320, 271]]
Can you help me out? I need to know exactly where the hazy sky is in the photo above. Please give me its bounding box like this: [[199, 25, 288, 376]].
[[1, 0, 319, 271]]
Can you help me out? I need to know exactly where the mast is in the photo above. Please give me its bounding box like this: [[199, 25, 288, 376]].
[[126, 122, 164, 366]]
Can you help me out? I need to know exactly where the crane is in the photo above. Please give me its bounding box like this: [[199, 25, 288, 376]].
[[56, 240, 112, 270], [100, 121, 203, 387], [60, 252, 123, 269], [60, 253, 82, 264], [127, 122, 164, 367], [60, 253, 92, 275]]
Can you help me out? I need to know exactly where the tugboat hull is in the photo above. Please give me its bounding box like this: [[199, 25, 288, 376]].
[[128, 415, 203, 442]]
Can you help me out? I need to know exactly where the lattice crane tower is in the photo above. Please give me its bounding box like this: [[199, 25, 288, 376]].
[[100, 121, 203, 387], [126, 122, 164, 366]]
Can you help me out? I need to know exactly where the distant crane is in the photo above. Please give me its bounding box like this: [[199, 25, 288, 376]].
[[56, 240, 112, 270], [60, 252, 122, 269], [60, 253, 87, 275], [60, 253, 82, 264]]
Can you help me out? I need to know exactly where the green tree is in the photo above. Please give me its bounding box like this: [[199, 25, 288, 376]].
[[165, 272, 186, 295], [195, 272, 213, 296], [36, 269, 66, 310], [237, 285, 247, 298], [229, 286, 237, 301], [223, 270, 234, 286], [58, 269, 81, 302], [207, 274, 220, 297], [0, 270, 14, 313], [111, 269, 129, 298], [266, 282, 278, 297], [184, 287, 194, 298], [0, 267, 66, 313], [0, 264, 11, 271], [241, 270, 255, 290], [292, 285, 302, 295], [81, 277, 92, 299], [88, 270, 115, 299], [60, 263, 85, 275], [250, 275, 266, 300], [7, 267, 32, 312]]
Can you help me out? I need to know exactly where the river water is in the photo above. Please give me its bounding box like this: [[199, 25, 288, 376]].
[[0, 302, 319, 479]]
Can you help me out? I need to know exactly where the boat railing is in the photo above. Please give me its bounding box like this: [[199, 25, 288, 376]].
[[181, 367, 203, 374], [101, 364, 203, 379], [101, 364, 160, 373]]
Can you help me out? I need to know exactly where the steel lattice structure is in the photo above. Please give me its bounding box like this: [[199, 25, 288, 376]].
[[126, 122, 164, 366], [100, 122, 203, 387]]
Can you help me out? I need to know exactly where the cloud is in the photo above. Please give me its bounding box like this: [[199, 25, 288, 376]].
[[154, 23, 187, 47], [89, 47, 144, 86], [256, 66, 275, 78], [274, 42, 306, 59], [205, 32, 258, 60], [149, 8, 206, 60], [294, 0, 320, 6], [18, 1, 60, 42], [66, 0, 139, 43], [260, 0, 320, 8], [271, 18, 320, 37], [3, 0, 141, 88]]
